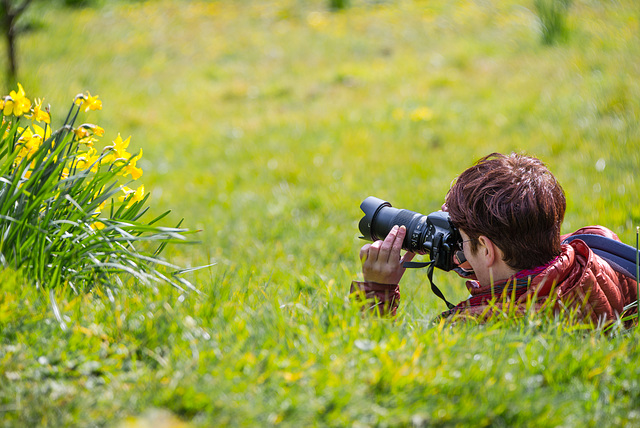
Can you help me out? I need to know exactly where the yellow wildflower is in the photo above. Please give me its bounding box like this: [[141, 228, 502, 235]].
[[90, 221, 106, 231], [3, 83, 31, 117], [23, 124, 51, 142], [111, 133, 131, 158], [92, 125, 105, 136], [74, 129, 95, 147], [14, 124, 51, 165], [81, 137, 97, 148], [103, 133, 131, 164], [119, 185, 145, 208], [74, 92, 102, 112], [73, 125, 102, 147], [120, 149, 143, 180], [76, 147, 102, 172], [73, 127, 90, 140], [74, 123, 104, 139], [28, 98, 51, 124]]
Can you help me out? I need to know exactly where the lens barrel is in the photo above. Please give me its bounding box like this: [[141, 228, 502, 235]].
[[358, 196, 462, 271], [358, 196, 431, 254]]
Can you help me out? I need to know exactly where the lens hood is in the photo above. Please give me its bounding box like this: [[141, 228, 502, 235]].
[[358, 196, 391, 241]]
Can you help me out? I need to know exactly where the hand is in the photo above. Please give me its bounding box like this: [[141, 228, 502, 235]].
[[359, 225, 416, 285]]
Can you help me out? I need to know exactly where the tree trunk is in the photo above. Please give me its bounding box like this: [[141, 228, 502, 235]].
[[1, 0, 32, 85]]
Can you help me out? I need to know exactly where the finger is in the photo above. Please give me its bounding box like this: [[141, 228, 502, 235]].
[[367, 240, 383, 263], [390, 225, 407, 261], [359, 243, 372, 263], [378, 225, 399, 263]]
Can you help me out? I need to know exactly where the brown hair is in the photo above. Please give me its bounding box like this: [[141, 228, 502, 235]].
[[445, 152, 566, 270]]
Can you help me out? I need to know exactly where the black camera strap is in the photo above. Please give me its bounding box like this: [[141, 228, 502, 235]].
[[404, 260, 455, 309]]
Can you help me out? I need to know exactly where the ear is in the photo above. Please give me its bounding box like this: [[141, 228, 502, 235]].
[[477, 235, 498, 267]]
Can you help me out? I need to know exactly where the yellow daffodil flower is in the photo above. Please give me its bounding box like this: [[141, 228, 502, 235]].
[[119, 185, 145, 208], [111, 133, 131, 158], [92, 125, 105, 136], [81, 137, 97, 147], [74, 92, 102, 112], [28, 98, 51, 124], [73, 126, 99, 147], [90, 221, 106, 231], [14, 124, 51, 165], [73, 127, 90, 140], [3, 83, 31, 117], [103, 133, 132, 164], [76, 148, 102, 172], [120, 149, 143, 180], [74, 123, 104, 139], [29, 124, 51, 141]]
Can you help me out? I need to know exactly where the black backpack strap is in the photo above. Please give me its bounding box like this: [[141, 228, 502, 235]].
[[563, 234, 639, 280]]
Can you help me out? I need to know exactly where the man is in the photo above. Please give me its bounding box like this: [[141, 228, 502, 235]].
[[352, 153, 638, 325]]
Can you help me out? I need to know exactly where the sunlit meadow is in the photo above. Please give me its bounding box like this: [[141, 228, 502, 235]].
[[1, 0, 639, 426]]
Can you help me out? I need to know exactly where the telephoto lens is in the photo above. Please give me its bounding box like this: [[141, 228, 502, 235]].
[[358, 196, 462, 271], [358, 196, 429, 254]]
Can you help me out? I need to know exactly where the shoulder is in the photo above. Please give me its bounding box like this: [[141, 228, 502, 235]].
[[561, 226, 622, 242]]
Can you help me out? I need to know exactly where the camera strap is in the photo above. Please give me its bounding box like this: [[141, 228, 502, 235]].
[[404, 260, 455, 309]]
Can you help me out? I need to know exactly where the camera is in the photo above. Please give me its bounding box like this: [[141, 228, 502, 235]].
[[358, 196, 463, 271]]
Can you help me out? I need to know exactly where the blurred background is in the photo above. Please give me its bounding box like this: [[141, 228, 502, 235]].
[[5, 0, 639, 313]]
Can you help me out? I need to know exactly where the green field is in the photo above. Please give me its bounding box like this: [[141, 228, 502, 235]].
[[2, 0, 640, 426]]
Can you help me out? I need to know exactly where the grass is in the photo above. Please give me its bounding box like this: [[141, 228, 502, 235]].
[[1, 0, 640, 426]]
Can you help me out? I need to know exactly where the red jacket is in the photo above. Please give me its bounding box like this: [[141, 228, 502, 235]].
[[351, 226, 638, 325]]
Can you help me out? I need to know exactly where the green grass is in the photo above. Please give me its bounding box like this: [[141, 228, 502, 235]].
[[2, 0, 640, 426]]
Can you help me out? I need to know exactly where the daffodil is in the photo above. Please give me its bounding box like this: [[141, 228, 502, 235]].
[[73, 127, 98, 148], [3, 83, 31, 117], [119, 185, 145, 208], [73, 127, 90, 140], [14, 124, 51, 165], [120, 149, 143, 180], [111, 133, 131, 158], [91, 124, 105, 136], [74, 92, 102, 112], [74, 124, 104, 137], [26, 124, 51, 141], [75, 147, 102, 172], [17, 126, 43, 149], [27, 98, 51, 124], [103, 133, 132, 164], [90, 221, 106, 231]]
